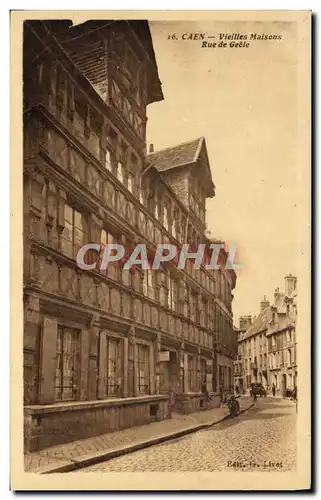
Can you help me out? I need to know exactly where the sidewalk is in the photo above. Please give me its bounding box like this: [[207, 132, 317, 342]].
[[24, 396, 253, 474]]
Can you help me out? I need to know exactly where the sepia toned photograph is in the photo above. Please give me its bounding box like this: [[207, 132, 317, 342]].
[[10, 9, 311, 491]]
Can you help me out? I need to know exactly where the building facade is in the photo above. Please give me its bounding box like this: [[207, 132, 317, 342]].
[[233, 315, 252, 393], [236, 276, 297, 396], [23, 20, 237, 452]]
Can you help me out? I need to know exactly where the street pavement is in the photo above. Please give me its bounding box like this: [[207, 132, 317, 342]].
[[82, 398, 297, 472], [25, 397, 252, 473]]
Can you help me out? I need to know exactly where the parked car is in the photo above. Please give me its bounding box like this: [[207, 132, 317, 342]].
[[250, 383, 267, 397]]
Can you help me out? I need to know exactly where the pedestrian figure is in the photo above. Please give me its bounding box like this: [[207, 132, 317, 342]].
[[201, 382, 212, 402], [272, 384, 276, 397], [292, 385, 298, 413], [235, 385, 239, 395]]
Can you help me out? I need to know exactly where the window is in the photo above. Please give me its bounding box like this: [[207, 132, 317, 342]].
[[172, 210, 178, 239], [100, 229, 114, 259], [61, 204, 87, 260], [168, 276, 178, 312], [89, 128, 100, 159], [272, 335, 276, 347], [202, 299, 209, 327], [286, 329, 292, 343], [187, 355, 197, 392], [105, 149, 112, 171], [190, 291, 197, 322], [139, 185, 145, 205], [106, 338, 121, 396], [117, 162, 124, 183], [137, 344, 150, 394], [155, 200, 159, 220], [143, 269, 155, 300], [55, 327, 80, 401], [159, 270, 168, 307], [163, 204, 169, 231], [288, 349, 292, 366], [74, 98, 86, 139], [128, 174, 134, 193]]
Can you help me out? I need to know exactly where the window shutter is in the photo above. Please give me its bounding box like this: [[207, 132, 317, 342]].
[[98, 331, 107, 399], [39, 317, 58, 404]]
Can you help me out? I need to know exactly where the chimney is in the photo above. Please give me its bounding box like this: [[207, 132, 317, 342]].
[[260, 295, 270, 312], [149, 143, 154, 154], [239, 315, 252, 331], [284, 274, 297, 296]]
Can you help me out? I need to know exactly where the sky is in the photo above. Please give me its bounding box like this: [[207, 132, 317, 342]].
[[146, 20, 301, 324]]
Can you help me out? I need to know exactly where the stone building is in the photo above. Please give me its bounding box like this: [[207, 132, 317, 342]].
[[236, 276, 297, 395], [23, 20, 237, 452], [266, 275, 297, 396], [233, 315, 252, 393]]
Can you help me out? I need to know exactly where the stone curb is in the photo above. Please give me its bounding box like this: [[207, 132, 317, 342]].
[[35, 402, 254, 474]]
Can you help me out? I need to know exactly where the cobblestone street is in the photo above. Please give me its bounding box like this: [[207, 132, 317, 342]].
[[82, 398, 297, 472]]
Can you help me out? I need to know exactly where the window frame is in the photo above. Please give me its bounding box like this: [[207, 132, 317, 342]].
[[137, 343, 150, 394], [61, 203, 88, 260], [54, 326, 80, 402]]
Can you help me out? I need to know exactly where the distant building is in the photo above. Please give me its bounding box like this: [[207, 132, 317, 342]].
[[266, 275, 297, 396], [233, 315, 252, 393], [236, 276, 297, 395]]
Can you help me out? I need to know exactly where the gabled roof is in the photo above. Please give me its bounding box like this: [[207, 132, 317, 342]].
[[147, 137, 204, 172], [48, 20, 163, 105], [147, 137, 215, 197], [242, 307, 272, 340], [242, 292, 296, 340]]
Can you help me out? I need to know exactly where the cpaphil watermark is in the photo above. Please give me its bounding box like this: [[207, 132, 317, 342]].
[[76, 243, 242, 272]]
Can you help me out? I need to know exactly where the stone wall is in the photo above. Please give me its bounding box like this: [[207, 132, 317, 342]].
[[24, 395, 170, 452], [174, 393, 220, 414]]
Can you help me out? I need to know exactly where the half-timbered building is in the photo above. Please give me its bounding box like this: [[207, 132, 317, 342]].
[[23, 20, 237, 451]]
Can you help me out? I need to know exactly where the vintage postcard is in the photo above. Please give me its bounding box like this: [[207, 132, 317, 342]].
[[11, 10, 311, 491]]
